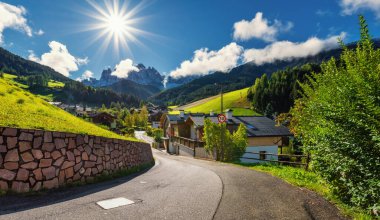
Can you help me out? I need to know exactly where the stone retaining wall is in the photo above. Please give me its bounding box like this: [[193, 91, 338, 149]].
[[0, 127, 153, 193]]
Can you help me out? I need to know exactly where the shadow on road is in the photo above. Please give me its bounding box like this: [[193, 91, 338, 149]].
[[0, 166, 153, 215]]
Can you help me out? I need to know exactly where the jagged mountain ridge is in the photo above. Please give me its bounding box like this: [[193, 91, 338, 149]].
[[83, 64, 165, 89]]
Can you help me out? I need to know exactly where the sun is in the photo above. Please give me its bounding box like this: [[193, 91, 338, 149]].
[[106, 14, 126, 34], [83, 0, 149, 57]]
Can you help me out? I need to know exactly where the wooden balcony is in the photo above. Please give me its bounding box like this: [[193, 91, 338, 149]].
[[171, 136, 205, 149]]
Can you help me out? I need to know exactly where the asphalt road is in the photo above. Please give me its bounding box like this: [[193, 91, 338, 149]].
[[0, 146, 344, 219]]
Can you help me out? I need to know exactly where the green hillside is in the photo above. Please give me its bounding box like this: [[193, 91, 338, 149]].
[[0, 74, 136, 141], [172, 88, 259, 116]]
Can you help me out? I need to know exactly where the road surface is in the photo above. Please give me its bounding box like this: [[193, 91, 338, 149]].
[[0, 135, 344, 219]]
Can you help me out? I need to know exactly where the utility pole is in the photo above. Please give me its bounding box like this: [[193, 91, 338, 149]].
[[220, 83, 224, 161], [220, 84, 223, 114]]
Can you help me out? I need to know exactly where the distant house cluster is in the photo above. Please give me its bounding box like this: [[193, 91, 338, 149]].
[[48, 102, 94, 117], [161, 109, 293, 162]]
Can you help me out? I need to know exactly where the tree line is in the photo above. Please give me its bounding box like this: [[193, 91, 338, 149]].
[[62, 81, 141, 107], [247, 63, 321, 117]]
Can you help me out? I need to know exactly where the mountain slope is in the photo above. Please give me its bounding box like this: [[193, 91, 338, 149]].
[[171, 88, 258, 116], [152, 40, 380, 105], [103, 79, 161, 99], [0, 47, 71, 83], [0, 74, 134, 141]]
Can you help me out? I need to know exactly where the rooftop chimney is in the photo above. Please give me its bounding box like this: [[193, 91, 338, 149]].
[[210, 110, 214, 116], [179, 110, 185, 118], [225, 109, 233, 120]]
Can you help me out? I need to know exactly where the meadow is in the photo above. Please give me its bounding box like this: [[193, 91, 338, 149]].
[[0, 74, 137, 141]]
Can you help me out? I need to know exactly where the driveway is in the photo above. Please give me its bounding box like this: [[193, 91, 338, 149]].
[[0, 149, 344, 220]]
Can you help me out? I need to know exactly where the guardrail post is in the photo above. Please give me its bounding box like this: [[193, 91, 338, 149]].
[[305, 153, 310, 171]]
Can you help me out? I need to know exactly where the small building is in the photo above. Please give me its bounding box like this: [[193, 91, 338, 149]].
[[89, 112, 117, 129], [149, 110, 165, 128], [162, 109, 293, 162]]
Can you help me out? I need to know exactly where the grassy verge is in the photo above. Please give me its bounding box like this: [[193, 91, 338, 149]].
[[0, 75, 137, 142], [235, 163, 374, 220]]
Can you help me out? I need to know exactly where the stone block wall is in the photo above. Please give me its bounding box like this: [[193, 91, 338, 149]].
[[0, 127, 153, 193]]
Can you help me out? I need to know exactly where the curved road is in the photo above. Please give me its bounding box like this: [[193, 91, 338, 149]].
[[0, 149, 344, 220]]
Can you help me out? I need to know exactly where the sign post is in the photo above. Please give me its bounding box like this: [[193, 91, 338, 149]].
[[217, 114, 227, 123]]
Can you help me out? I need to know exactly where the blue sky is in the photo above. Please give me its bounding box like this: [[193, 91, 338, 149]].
[[1, 0, 380, 81]]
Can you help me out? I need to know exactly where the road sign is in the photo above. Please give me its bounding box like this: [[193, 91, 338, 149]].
[[217, 114, 227, 123]]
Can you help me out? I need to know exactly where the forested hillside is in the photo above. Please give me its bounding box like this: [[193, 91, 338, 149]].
[[0, 47, 70, 82], [248, 63, 321, 115], [151, 40, 380, 106]]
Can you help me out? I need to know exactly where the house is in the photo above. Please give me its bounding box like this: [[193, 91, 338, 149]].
[[162, 109, 293, 162], [148, 110, 165, 128], [89, 112, 117, 129]]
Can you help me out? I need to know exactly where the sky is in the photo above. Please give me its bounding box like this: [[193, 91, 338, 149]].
[[1, 0, 380, 82]]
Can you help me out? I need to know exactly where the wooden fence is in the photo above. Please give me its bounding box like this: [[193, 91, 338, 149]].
[[171, 136, 205, 148], [241, 152, 311, 170]]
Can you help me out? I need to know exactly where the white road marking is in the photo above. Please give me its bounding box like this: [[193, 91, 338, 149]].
[[96, 197, 135, 210]]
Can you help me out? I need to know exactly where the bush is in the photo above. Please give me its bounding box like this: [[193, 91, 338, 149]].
[[291, 16, 380, 212]]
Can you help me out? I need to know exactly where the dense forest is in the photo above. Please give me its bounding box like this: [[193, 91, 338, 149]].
[[103, 79, 161, 99], [61, 81, 141, 107], [247, 63, 321, 115]]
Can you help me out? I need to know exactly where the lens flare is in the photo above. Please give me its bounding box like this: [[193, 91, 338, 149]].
[[83, 0, 150, 57]]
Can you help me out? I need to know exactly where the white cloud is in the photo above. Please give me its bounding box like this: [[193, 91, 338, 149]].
[[169, 42, 244, 78], [340, 0, 380, 18], [0, 2, 33, 43], [76, 70, 94, 82], [111, 59, 139, 78], [28, 41, 88, 77], [233, 12, 293, 42], [35, 29, 44, 36], [243, 33, 346, 65], [316, 9, 332, 16]]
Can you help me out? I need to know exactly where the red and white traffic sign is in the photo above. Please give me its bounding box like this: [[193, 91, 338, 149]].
[[217, 114, 227, 123]]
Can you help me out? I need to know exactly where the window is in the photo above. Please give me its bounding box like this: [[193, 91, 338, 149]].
[[259, 151, 266, 160]]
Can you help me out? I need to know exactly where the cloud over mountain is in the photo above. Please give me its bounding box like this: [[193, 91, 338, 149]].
[[169, 42, 243, 78], [233, 12, 293, 42], [243, 33, 346, 65], [111, 59, 139, 78], [0, 2, 33, 44], [76, 70, 94, 82], [28, 41, 88, 77]]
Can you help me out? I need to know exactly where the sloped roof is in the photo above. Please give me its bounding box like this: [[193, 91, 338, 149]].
[[187, 115, 292, 137], [233, 116, 292, 137]]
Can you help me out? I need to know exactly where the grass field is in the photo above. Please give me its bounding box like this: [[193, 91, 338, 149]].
[[172, 88, 259, 116], [236, 163, 373, 220], [0, 75, 136, 141]]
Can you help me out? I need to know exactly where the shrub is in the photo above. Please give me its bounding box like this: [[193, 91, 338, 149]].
[[203, 118, 247, 161], [16, 99, 25, 104], [291, 16, 380, 212]]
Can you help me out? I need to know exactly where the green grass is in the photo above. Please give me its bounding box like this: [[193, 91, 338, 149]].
[[236, 163, 374, 219], [48, 80, 65, 88], [0, 76, 137, 141], [172, 88, 259, 116]]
